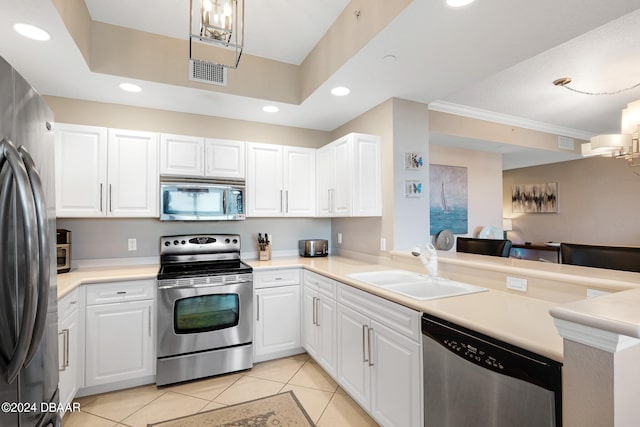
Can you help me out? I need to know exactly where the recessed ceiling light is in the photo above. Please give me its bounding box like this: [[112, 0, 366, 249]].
[[13, 23, 50, 41], [119, 83, 142, 93], [446, 0, 475, 7], [331, 86, 350, 96], [262, 105, 279, 113]]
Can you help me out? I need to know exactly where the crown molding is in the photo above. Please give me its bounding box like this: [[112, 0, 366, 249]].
[[428, 100, 594, 142]]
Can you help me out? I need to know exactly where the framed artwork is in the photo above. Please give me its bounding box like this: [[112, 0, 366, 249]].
[[404, 152, 424, 170], [429, 164, 468, 235], [404, 180, 422, 197], [512, 183, 558, 213]]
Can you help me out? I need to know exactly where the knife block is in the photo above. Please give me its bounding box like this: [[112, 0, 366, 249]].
[[259, 243, 271, 261]]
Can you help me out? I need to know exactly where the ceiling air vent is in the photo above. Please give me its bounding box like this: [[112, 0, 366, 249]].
[[189, 59, 227, 86]]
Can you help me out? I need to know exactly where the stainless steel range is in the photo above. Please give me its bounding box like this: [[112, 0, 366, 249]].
[[156, 234, 253, 386]]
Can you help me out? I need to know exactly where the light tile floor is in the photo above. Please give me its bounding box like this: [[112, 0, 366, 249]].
[[63, 353, 379, 427]]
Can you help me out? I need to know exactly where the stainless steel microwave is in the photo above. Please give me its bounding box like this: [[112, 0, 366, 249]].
[[160, 179, 245, 221]]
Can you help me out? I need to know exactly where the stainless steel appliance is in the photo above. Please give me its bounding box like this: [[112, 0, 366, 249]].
[[159, 178, 245, 221], [156, 234, 253, 386], [298, 239, 328, 257], [0, 55, 60, 427], [422, 313, 562, 427], [56, 229, 71, 273]]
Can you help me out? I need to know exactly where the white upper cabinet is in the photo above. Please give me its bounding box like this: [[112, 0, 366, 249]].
[[55, 123, 108, 217], [159, 134, 204, 177], [108, 128, 159, 217], [246, 142, 315, 217], [205, 138, 245, 179], [55, 124, 158, 218], [160, 134, 245, 180], [316, 133, 381, 217]]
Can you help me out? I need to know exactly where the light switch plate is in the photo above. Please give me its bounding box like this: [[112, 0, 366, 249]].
[[506, 276, 527, 292], [128, 238, 137, 251]]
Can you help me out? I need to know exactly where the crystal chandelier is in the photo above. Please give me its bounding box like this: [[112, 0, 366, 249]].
[[190, 0, 244, 69]]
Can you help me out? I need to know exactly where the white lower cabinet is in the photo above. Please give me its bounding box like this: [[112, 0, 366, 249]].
[[58, 287, 85, 411], [84, 280, 155, 388], [336, 282, 422, 427], [301, 271, 337, 379], [253, 269, 303, 362]]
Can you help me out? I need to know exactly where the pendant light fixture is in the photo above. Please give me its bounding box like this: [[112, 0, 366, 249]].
[[189, 0, 244, 69]]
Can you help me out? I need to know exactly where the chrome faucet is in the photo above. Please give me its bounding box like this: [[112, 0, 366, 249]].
[[411, 243, 438, 277]]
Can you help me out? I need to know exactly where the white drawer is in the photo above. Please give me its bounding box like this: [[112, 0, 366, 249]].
[[254, 268, 300, 289], [86, 279, 155, 305], [337, 282, 421, 342], [59, 288, 82, 320], [302, 270, 336, 299]]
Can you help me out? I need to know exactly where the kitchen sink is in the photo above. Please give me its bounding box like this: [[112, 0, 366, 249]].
[[347, 270, 487, 300]]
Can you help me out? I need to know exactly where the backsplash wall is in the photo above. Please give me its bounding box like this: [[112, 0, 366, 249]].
[[56, 217, 331, 264]]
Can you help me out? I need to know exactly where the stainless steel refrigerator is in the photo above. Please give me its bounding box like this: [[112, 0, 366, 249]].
[[0, 55, 60, 427]]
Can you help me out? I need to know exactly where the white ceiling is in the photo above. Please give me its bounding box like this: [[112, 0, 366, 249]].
[[2, 0, 640, 169]]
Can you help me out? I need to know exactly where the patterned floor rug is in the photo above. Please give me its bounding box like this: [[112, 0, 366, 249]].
[[148, 391, 315, 427]]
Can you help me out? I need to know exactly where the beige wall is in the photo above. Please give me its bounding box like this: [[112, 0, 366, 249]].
[[45, 96, 330, 148], [503, 156, 640, 245]]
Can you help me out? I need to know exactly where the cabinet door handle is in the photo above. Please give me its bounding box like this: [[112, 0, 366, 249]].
[[58, 329, 69, 371], [368, 327, 374, 367], [256, 295, 260, 322], [148, 306, 152, 337], [109, 184, 112, 212], [280, 189, 283, 213], [311, 297, 316, 325], [99, 183, 103, 212], [315, 297, 320, 327], [362, 325, 368, 363], [285, 190, 289, 214], [327, 190, 331, 213]]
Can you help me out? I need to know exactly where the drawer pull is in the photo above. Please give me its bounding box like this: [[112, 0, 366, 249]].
[[116, 291, 127, 295], [69, 301, 77, 305]]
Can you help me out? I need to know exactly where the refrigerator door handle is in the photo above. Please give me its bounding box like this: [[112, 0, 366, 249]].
[[19, 146, 50, 368], [0, 156, 16, 360], [0, 138, 39, 384]]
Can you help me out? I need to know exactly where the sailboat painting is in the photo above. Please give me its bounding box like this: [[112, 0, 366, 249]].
[[429, 164, 468, 235]]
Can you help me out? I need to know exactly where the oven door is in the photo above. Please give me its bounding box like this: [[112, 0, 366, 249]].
[[157, 281, 253, 358]]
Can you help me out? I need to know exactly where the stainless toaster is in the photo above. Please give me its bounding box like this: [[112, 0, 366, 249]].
[[299, 239, 328, 257]]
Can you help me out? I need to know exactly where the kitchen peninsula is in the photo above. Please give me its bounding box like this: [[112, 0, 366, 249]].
[[57, 252, 640, 426]]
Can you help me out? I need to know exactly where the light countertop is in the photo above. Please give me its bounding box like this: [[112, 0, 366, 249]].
[[57, 255, 564, 362], [550, 287, 640, 339]]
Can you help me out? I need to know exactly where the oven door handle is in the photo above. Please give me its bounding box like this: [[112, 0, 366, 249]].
[[158, 281, 251, 290]]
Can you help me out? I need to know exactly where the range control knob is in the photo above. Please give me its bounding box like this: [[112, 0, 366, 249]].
[[173, 240, 179, 245], [164, 241, 171, 247], [225, 238, 231, 243], [232, 239, 238, 244], [181, 240, 186, 245]]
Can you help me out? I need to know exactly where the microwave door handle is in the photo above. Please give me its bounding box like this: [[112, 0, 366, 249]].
[[0, 138, 38, 384], [19, 146, 50, 368], [222, 189, 227, 215]]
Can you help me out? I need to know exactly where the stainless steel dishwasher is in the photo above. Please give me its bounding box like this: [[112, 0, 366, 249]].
[[422, 314, 562, 427]]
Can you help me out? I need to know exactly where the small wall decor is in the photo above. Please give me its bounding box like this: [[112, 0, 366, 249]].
[[512, 182, 558, 213], [429, 164, 468, 234], [404, 152, 424, 170], [404, 180, 422, 197]]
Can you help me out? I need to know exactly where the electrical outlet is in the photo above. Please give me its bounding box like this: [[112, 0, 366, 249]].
[[128, 238, 137, 251], [337, 232, 342, 244], [380, 237, 386, 251], [506, 276, 527, 292]]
